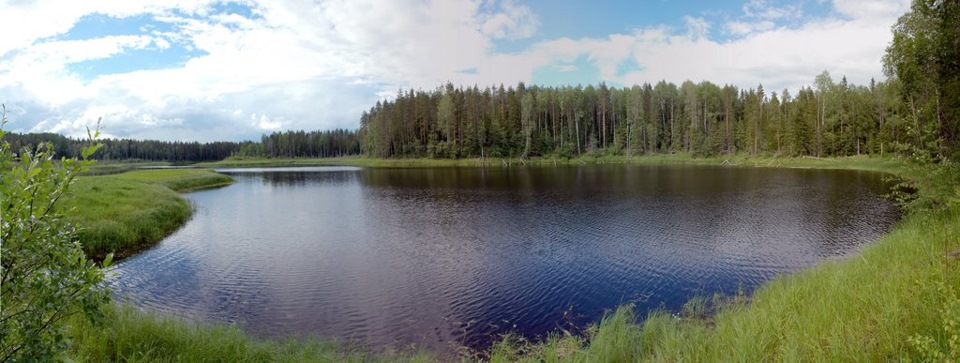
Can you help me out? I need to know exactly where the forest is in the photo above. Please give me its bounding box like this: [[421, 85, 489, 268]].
[[1, 128, 361, 162], [359, 75, 909, 160]]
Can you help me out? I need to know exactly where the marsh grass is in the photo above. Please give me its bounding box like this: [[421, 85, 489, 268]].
[[63, 169, 233, 260], [67, 305, 434, 363], [201, 153, 907, 173], [81, 161, 174, 176], [109, 168, 234, 192]]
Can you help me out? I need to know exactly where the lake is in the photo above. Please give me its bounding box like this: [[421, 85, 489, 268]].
[[106, 164, 898, 354]]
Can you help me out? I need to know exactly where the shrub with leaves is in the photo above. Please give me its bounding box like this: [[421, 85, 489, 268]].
[[0, 107, 111, 361], [909, 282, 960, 362]]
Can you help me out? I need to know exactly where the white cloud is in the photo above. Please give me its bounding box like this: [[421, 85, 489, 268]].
[[0, 0, 218, 57], [251, 113, 282, 131], [742, 0, 802, 20], [0, 0, 912, 141], [833, 0, 911, 21], [684, 16, 711, 40], [480, 0, 539, 39], [725, 20, 775, 35], [517, 0, 907, 96], [24, 36, 156, 65], [612, 15, 898, 93]]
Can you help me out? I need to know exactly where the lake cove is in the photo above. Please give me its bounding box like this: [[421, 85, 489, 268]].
[[105, 164, 898, 354]]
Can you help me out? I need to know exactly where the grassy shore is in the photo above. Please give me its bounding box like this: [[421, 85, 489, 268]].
[[64, 168, 233, 260], [67, 306, 434, 363], [201, 153, 906, 173], [67, 155, 959, 361], [81, 161, 176, 176]]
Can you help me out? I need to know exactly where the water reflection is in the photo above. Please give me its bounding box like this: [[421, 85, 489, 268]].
[[107, 165, 899, 355]]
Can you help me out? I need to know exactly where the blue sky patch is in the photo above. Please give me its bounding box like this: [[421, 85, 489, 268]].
[[67, 45, 205, 82], [55, 13, 176, 41], [210, 1, 260, 19], [458, 67, 479, 75], [616, 57, 642, 78], [54, 4, 262, 82], [60, 13, 208, 82]]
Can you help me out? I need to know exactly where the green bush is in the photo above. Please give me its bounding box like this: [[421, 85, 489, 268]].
[[0, 109, 111, 361], [909, 282, 960, 361]]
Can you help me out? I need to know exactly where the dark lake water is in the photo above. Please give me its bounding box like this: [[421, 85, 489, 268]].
[[107, 165, 898, 354]]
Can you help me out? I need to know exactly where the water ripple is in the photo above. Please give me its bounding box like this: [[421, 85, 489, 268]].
[[107, 165, 899, 355]]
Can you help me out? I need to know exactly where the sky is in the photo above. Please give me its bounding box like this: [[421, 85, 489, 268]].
[[0, 0, 911, 142]]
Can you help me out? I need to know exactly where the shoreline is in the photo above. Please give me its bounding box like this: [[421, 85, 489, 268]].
[[67, 168, 234, 261], [68, 155, 960, 361], [198, 153, 905, 174]]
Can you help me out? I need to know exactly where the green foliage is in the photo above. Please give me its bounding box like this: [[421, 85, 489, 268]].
[[909, 282, 960, 362], [359, 75, 919, 161], [68, 305, 435, 363], [256, 129, 361, 159], [886, 126, 960, 212], [884, 0, 960, 160], [6, 128, 362, 163], [0, 108, 111, 361]]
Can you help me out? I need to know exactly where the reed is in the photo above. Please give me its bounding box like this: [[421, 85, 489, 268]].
[[67, 305, 434, 363]]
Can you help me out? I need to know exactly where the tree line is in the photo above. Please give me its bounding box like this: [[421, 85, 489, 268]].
[[359, 76, 909, 159], [235, 129, 361, 158], [3, 129, 361, 162], [3, 132, 245, 161]]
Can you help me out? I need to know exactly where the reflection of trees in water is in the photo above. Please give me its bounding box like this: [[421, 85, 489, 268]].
[[360, 167, 515, 190], [359, 166, 630, 193], [260, 171, 360, 186], [813, 170, 900, 257]]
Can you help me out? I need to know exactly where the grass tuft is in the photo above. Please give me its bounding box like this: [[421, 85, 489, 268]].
[[63, 169, 233, 260], [67, 305, 434, 363]]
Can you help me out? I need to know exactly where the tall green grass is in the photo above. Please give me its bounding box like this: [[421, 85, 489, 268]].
[[81, 161, 174, 176], [109, 168, 234, 192], [200, 153, 906, 173], [63, 169, 233, 260], [67, 305, 434, 363]]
